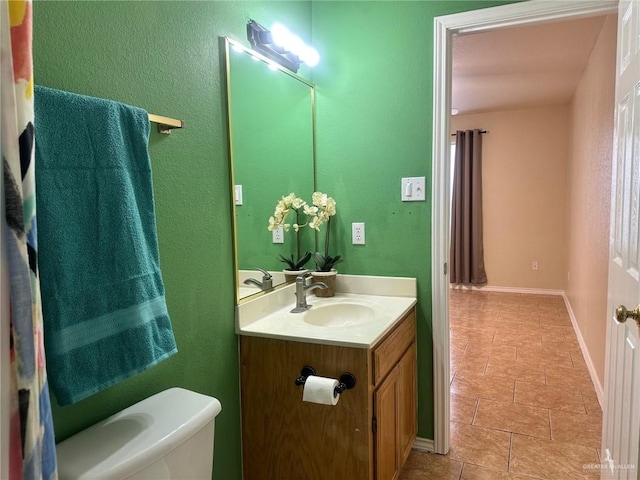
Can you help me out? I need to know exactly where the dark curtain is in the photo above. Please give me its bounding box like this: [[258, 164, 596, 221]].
[[450, 129, 487, 285]]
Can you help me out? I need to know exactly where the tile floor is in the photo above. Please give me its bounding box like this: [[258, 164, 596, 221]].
[[400, 290, 602, 480]]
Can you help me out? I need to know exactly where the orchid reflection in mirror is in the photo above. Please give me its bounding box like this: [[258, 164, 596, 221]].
[[268, 193, 313, 274]]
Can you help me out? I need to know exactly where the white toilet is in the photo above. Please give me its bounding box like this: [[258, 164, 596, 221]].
[[56, 388, 222, 480]]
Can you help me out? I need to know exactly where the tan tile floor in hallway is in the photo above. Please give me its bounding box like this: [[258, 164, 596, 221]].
[[400, 290, 602, 479]]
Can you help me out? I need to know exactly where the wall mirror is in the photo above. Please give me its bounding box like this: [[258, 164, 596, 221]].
[[224, 37, 316, 303]]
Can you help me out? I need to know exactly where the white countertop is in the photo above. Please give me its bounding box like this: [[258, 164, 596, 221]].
[[236, 275, 417, 348]]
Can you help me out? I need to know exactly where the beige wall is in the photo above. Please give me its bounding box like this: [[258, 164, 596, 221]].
[[566, 14, 617, 390], [452, 106, 570, 290]]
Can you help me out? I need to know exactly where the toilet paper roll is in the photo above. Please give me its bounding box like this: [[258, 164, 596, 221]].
[[302, 375, 340, 406]]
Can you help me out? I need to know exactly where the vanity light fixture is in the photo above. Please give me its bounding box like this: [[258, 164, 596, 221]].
[[246, 19, 319, 73]]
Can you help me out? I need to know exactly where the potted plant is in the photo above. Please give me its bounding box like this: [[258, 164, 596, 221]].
[[267, 192, 312, 281], [308, 191, 342, 297]]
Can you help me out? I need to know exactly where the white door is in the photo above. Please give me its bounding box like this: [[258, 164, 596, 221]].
[[602, 1, 640, 478]]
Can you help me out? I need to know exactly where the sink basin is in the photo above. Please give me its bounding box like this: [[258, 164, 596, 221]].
[[303, 302, 375, 327]]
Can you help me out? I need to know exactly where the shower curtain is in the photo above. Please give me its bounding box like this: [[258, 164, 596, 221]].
[[450, 129, 487, 285], [2, 1, 58, 479]]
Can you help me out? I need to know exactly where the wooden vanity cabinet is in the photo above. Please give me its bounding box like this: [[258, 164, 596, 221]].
[[373, 312, 417, 480], [398, 342, 417, 465], [240, 307, 416, 480]]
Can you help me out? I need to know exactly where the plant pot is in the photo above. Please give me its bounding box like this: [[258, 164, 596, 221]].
[[311, 270, 337, 297], [284, 269, 308, 283]]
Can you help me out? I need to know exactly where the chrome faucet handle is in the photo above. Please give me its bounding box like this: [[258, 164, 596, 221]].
[[253, 267, 272, 290], [307, 281, 328, 291], [254, 267, 272, 280], [295, 271, 313, 280], [244, 268, 273, 291]]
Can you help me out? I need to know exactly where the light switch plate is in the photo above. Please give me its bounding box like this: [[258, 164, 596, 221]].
[[235, 185, 243, 205], [401, 177, 426, 202]]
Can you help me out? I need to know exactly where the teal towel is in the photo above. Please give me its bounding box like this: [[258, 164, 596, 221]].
[[34, 85, 177, 405]]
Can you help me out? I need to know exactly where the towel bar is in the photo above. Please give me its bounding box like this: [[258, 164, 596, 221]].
[[148, 113, 184, 135]]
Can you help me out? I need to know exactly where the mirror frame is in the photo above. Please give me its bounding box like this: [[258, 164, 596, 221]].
[[223, 37, 317, 304]]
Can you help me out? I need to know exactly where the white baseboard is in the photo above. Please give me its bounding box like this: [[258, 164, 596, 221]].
[[413, 437, 435, 453], [562, 294, 605, 409], [450, 284, 565, 296]]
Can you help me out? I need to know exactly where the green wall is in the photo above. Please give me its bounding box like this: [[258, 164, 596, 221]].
[[311, 0, 517, 439], [32, 1, 522, 478], [32, 2, 311, 479]]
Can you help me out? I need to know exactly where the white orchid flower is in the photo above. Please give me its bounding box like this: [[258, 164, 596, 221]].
[[283, 192, 296, 206], [309, 216, 322, 231], [312, 191, 327, 207], [292, 197, 306, 209], [304, 205, 318, 216]]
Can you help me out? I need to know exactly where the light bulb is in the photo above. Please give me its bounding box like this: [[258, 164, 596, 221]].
[[301, 46, 320, 67], [271, 23, 290, 48], [287, 35, 305, 57]]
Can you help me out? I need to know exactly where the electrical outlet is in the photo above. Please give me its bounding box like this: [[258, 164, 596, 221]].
[[352, 222, 365, 245], [235, 185, 243, 205], [272, 225, 284, 244], [531, 261, 538, 271]]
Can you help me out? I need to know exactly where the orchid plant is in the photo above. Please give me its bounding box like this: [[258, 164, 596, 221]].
[[307, 191, 342, 272], [267, 193, 312, 270]]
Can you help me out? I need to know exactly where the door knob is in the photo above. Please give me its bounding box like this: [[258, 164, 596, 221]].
[[615, 304, 640, 325]]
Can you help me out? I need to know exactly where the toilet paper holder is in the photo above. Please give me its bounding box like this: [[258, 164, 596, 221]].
[[295, 366, 356, 398]]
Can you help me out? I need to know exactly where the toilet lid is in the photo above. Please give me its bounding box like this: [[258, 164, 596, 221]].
[[56, 388, 222, 480]]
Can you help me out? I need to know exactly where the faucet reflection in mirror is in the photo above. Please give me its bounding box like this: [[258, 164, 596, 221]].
[[243, 267, 273, 291]]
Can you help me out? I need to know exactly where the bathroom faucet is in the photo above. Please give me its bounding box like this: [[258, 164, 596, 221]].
[[291, 275, 328, 313], [243, 267, 273, 291]]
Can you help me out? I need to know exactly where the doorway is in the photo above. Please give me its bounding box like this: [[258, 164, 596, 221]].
[[430, 0, 619, 455]]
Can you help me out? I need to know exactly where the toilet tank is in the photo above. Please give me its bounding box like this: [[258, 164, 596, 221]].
[[56, 388, 222, 480]]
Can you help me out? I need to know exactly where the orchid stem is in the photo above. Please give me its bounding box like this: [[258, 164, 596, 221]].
[[296, 208, 302, 263], [325, 217, 331, 258]]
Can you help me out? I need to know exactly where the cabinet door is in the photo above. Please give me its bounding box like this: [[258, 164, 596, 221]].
[[397, 343, 417, 467], [374, 366, 399, 480]]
